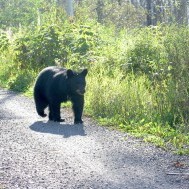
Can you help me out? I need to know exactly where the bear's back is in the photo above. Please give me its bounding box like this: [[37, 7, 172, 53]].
[[35, 66, 67, 96]]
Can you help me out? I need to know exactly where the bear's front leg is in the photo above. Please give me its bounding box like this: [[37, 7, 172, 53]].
[[71, 95, 84, 124], [48, 106, 53, 121], [49, 101, 65, 122]]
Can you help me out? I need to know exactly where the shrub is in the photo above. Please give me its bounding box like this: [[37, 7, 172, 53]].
[[7, 70, 35, 92], [14, 25, 62, 70], [126, 27, 168, 75], [86, 65, 153, 126], [0, 32, 9, 52]]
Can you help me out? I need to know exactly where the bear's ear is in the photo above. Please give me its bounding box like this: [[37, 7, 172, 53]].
[[81, 69, 88, 77], [67, 69, 74, 78]]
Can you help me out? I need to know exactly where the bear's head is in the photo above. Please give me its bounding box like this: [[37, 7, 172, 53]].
[[67, 69, 88, 95]]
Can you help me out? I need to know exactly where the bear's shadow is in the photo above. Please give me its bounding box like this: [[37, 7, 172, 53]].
[[30, 121, 86, 138]]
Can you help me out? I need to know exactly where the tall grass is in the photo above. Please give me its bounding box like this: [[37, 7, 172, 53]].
[[86, 65, 152, 124], [85, 62, 189, 153]]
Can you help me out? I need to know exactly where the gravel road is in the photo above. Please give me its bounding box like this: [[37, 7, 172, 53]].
[[0, 88, 189, 189]]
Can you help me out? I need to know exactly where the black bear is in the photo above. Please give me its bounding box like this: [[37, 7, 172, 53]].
[[34, 66, 88, 124]]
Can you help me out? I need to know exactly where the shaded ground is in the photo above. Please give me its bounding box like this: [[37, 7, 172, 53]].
[[0, 88, 189, 189]]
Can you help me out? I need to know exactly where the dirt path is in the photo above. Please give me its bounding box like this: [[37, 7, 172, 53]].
[[0, 88, 189, 189]]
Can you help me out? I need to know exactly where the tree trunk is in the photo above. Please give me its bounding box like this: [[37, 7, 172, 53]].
[[154, 0, 164, 24], [146, 0, 152, 25], [57, 0, 74, 17], [96, 0, 104, 23], [66, 0, 74, 17], [187, 2, 189, 24]]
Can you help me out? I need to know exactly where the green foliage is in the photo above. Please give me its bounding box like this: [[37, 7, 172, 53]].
[[7, 70, 35, 92], [164, 25, 189, 76], [0, 0, 39, 28], [0, 31, 9, 52], [60, 23, 101, 68], [0, 54, 14, 87], [11, 22, 101, 71], [14, 25, 62, 69], [163, 25, 189, 126], [0, 0, 63, 29], [75, 0, 146, 29], [0, 2, 189, 154], [0, 50, 36, 92], [86, 67, 152, 125], [102, 1, 145, 29], [126, 27, 168, 74]]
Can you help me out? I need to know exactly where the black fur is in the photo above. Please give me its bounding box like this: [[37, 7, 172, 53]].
[[34, 66, 88, 124]]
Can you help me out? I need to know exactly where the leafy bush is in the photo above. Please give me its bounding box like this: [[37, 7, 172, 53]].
[[86, 68, 153, 125], [126, 27, 168, 74], [14, 25, 62, 69], [13, 22, 101, 70], [0, 31, 9, 52], [7, 70, 35, 92], [60, 23, 102, 68]]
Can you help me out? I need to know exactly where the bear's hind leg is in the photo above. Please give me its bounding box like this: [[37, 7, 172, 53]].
[[48, 107, 53, 121], [36, 100, 48, 117], [34, 91, 48, 117]]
